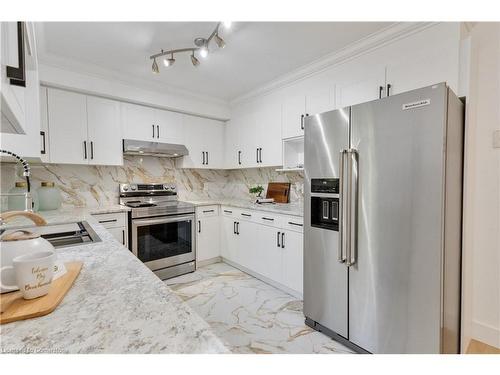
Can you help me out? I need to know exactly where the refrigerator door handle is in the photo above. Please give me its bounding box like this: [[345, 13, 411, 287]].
[[346, 148, 359, 267], [338, 149, 347, 263]]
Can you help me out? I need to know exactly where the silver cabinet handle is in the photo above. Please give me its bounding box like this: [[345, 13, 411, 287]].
[[346, 148, 359, 267], [338, 149, 347, 263]]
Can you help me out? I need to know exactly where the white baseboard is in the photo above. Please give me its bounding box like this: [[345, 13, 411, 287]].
[[196, 256, 222, 268], [221, 257, 303, 300], [472, 320, 500, 348]]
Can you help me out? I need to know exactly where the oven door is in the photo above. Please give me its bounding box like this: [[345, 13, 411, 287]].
[[131, 214, 195, 271]]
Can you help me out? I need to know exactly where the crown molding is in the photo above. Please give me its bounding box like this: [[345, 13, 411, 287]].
[[231, 22, 439, 105]]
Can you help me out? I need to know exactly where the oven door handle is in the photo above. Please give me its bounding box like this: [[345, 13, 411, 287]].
[[132, 214, 194, 227]]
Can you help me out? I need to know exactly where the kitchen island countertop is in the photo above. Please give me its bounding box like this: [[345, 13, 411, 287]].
[[0, 208, 229, 354]]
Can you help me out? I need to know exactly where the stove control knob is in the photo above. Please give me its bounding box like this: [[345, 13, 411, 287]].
[[122, 185, 129, 191], [163, 185, 169, 190], [130, 185, 137, 191], [170, 186, 176, 191]]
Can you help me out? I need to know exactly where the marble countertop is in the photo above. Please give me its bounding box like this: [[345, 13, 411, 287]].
[[184, 199, 304, 217], [0, 208, 228, 354]]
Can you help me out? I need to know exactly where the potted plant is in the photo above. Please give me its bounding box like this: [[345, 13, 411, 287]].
[[249, 185, 264, 199]]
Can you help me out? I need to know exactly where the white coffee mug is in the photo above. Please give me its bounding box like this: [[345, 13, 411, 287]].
[[0, 251, 56, 299]]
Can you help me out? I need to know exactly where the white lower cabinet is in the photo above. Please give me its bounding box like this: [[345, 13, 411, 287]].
[[92, 212, 128, 248], [219, 206, 304, 296], [281, 229, 303, 294], [196, 206, 221, 263]]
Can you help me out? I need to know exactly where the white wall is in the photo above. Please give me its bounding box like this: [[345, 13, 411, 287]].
[[462, 22, 500, 351], [38, 64, 231, 121]]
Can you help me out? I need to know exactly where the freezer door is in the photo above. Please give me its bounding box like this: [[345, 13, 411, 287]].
[[304, 108, 349, 338], [348, 83, 449, 353]]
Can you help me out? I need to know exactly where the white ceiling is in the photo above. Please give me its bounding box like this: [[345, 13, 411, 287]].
[[36, 22, 393, 101]]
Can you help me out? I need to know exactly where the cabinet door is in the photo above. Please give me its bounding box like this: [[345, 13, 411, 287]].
[[39, 87, 50, 163], [221, 217, 238, 262], [237, 220, 257, 270], [155, 109, 184, 144], [107, 227, 127, 247], [306, 85, 334, 116], [0, 22, 26, 134], [254, 95, 282, 167], [196, 216, 220, 262], [282, 230, 303, 294], [203, 119, 225, 169], [121, 102, 156, 141], [282, 92, 306, 139], [177, 115, 206, 168], [238, 103, 258, 168], [255, 225, 283, 283], [47, 88, 88, 164], [334, 63, 386, 109], [87, 96, 123, 166], [224, 119, 241, 169]]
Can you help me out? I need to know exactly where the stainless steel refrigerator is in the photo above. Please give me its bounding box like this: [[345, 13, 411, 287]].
[[303, 83, 464, 354]]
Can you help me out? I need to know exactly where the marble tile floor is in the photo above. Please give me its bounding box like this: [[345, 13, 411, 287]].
[[166, 262, 354, 354]]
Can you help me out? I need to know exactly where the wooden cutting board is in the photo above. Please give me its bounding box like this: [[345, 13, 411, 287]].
[[266, 182, 291, 203], [0, 262, 83, 324]]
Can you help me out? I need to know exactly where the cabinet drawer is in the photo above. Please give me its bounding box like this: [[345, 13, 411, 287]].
[[221, 206, 238, 218], [282, 216, 304, 232], [196, 205, 219, 218], [92, 212, 127, 229], [255, 213, 283, 228]]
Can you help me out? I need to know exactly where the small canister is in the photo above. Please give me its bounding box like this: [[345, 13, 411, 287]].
[[8, 182, 39, 211], [37, 182, 62, 211]]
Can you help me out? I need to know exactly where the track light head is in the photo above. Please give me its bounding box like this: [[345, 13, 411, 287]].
[[163, 53, 175, 67], [199, 45, 209, 59], [152, 58, 159, 74], [191, 52, 200, 67], [214, 33, 226, 49]]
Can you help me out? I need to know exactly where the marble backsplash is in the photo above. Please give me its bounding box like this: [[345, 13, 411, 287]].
[[0, 156, 303, 209]]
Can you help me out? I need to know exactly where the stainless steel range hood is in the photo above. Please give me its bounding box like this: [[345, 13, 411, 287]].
[[123, 139, 189, 157]]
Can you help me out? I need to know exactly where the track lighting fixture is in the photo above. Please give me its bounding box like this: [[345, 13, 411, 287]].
[[150, 22, 230, 73]]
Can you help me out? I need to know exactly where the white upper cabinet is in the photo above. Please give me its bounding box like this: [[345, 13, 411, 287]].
[[47, 88, 122, 166], [282, 91, 306, 139], [253, 94, 282, 167], [177, 114, 224, 169], [1, 22, 26, 134], [121, 102, 156, 142], [384, 23, 460, 96], [47, 89, 88, 164], [86, 96, 122, 166], [333, 53, 387, 109], [155, 109, 184, 144], [121, 103, 185, 144]]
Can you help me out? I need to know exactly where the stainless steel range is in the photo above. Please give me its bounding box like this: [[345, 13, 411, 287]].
[[119, 183, 196, 280]]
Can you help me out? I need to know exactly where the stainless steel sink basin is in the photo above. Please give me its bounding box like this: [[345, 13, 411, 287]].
[[2, 221, 101, 249]]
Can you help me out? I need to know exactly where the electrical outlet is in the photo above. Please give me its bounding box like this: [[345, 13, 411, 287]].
[[494, 130, 500, 149]]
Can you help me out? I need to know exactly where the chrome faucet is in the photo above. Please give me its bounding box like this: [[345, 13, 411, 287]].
[[0, 149, 33, 212]]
